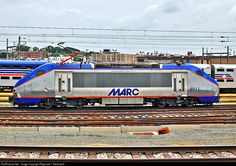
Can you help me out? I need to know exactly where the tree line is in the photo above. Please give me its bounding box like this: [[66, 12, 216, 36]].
[[19, 45, 80, 54]]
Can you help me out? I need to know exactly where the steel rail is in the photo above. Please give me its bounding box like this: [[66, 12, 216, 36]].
[[0, 109, 235, 126], [0, 145, 235, 162], [0, 105, 235, 126], [0, 104, 235, 112]]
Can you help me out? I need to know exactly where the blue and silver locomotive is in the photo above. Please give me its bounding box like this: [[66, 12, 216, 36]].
[[10, 63, 219, 108]]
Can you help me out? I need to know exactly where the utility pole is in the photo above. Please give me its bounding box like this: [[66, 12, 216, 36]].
[[6, 38, 8, 60], [201, 47, 204, 64], [227, 46, 229, 64], [202, 47, 230, 64], [17, 36, 21, 58]]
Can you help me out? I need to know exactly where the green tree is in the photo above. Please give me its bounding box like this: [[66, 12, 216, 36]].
[[33, 47, 39, 51], [45, 46, 54, 53], [19, 45, 30, 51]]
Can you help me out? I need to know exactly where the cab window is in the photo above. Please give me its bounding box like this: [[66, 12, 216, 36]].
[[36, 70, 45, 76], [196, 70, 203, 76]]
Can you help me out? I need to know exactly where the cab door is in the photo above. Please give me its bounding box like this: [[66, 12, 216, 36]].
[[173, 73, 187, 97], [55, 72, 72, 97]]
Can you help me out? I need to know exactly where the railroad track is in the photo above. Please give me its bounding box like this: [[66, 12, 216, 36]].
[[0, 104, 236, 112], [0, 107, 235, 126], [0, 146, 235, 162]]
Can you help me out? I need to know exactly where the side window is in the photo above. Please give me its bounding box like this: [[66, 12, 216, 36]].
[[226, 69, 234, 72], [36, 70, 45, 77], [2, 65, 9, 69], [1, 76, 10, 79], [217, 69, 224, 72], [12, 77, 22, 80], [13, 65, 21, 69]]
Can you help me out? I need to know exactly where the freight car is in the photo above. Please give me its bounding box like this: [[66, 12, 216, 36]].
[[9, 63, 219, 108]]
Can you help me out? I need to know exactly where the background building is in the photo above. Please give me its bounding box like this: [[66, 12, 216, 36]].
[[19, 51, 48, 60], [91, 49, 139, 63]]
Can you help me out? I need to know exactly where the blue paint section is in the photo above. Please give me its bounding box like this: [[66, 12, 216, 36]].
[[15, 63, 94, 87], [197, 96, 219, 103], [14, 98, 42, 105], [0, 60, 46, 69], [162, 64, 219, 87]]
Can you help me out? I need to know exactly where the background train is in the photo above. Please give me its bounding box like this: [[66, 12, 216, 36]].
[[193, 64, 236, 93], [0, 60, 46, 92], [10, 63, 219, 108]]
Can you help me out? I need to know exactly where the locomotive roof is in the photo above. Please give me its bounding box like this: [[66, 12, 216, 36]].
[[15, 63, 219, 88]]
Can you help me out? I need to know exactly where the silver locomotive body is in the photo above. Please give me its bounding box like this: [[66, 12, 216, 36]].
[[14, 67, 219, 108]]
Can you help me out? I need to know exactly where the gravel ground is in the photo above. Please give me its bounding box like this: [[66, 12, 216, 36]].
[[0, 127, 235, 146]]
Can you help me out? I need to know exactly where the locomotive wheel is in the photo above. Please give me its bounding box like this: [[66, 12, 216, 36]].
[[74, 100, 83, 108], [43, 103, 53, 109], [90, 102, 95, 106], [206, 103, 213, 107], [18, 105, 28, 108], [159, 103, 166, 108], [185, 98, 194, 107], [158, 99, 166, 108], [152, 100, 158, 107], [74, 103, 83, 108], [41, 99, 54, 109]]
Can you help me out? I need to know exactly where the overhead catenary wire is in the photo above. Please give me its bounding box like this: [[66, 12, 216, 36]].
[[0, 40, 234, 47], [0, 25, 235, 53], [0, 33, 235, 40], [1, 25, 236, 34]]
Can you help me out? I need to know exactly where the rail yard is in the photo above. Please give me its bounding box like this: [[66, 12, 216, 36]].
[[0, 104, 235, 162], [0, 61, 236, 163], [2, 1, 236, 162]]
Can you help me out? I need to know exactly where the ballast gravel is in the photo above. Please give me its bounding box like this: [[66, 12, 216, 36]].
[[0, 127, 235, 146]]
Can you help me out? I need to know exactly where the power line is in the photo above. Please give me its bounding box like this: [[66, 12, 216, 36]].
[[0, 40, 235, 47], [0, 26, 235, 53], [0, 33, 235, 39], [1, 25, 236, 34], [0, 33, 234, 46]]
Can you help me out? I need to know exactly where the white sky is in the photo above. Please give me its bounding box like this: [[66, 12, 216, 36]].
[[1, 0, 236, 55]]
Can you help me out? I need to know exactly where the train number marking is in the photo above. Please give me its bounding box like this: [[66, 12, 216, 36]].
[[190, 87, 200, 91]]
